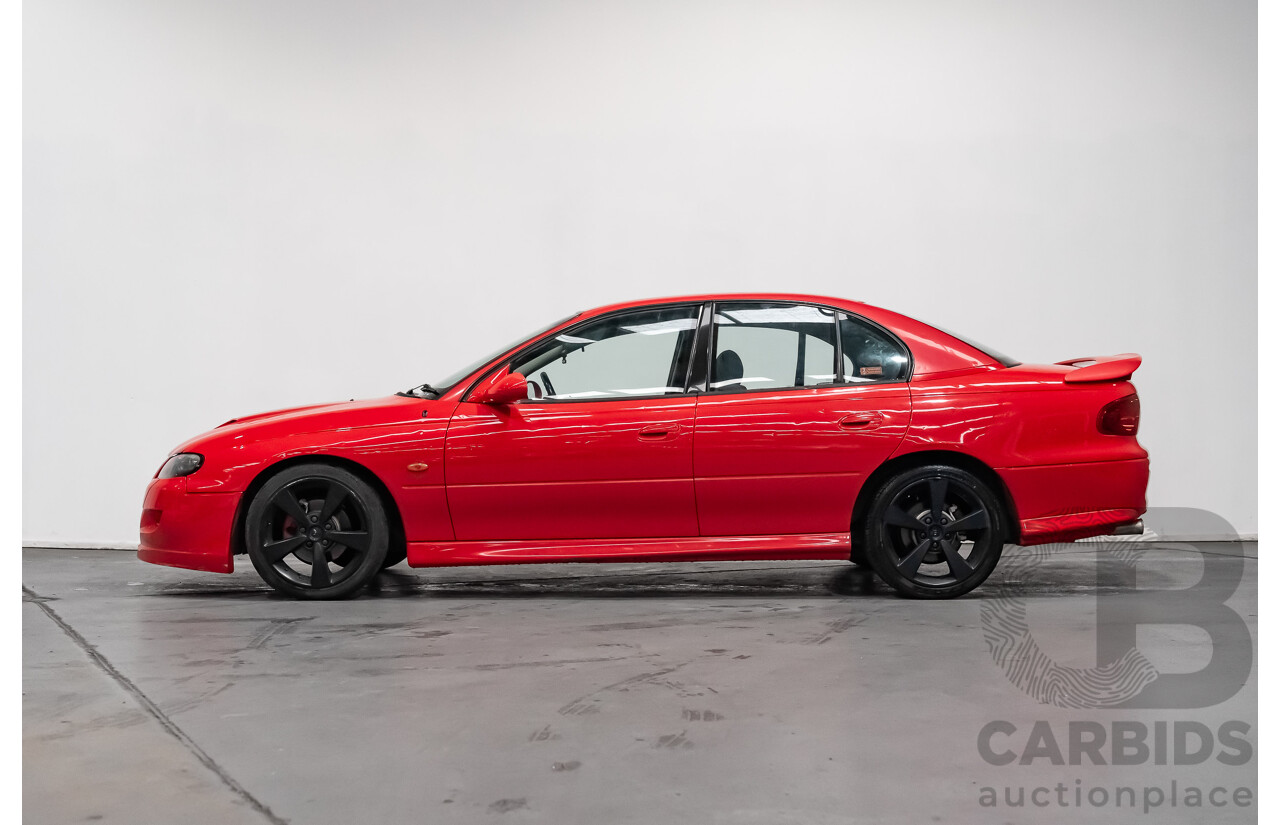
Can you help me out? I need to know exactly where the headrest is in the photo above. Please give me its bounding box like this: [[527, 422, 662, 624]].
[[715, 349, 744, 381]]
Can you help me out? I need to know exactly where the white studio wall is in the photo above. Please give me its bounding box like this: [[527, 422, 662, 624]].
[[24, 0, 1257, 546]]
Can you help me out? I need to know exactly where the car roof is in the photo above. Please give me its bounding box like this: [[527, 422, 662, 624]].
[[577, 293, 867, 317], [434, 293, 1006, 402]]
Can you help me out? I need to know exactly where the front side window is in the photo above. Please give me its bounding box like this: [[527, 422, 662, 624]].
[[710, 303, 839, 392], [510, 305, 700, 400]]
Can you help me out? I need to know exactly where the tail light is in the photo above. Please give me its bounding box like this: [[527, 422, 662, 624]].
[[1098, 393, 1140, 436]]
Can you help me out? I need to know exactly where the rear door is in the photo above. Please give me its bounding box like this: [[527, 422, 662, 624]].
[[693, 302, 912, 536]]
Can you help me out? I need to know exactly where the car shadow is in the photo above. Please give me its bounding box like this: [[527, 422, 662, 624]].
[[141, 563, 885, 600], [137, 549, 1174, 601]]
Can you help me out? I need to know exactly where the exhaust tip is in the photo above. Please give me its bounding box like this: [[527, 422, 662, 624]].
[[1110, 519, 1145, 536]]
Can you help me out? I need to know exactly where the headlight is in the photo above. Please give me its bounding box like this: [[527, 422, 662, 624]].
[[157, 453, 204, 479]]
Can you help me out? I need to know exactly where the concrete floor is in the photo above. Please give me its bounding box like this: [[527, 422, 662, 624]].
[[24, 543, 1256, 824]]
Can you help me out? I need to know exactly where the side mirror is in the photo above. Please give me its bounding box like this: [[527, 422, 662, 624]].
[[478, 372, 528, 405]]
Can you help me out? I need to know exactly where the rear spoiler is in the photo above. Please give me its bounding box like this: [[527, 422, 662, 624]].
[[1056, 353, 1142, 383]]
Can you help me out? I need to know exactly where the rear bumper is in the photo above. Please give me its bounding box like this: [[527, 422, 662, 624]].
[[137, 477, 239, 573], [999, 457, 1149, 546]]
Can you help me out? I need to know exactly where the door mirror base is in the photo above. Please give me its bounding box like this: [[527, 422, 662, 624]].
[[476, 372, 529, 405]]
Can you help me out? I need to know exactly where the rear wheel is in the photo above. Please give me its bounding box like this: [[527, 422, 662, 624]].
[[246, 464, 389, 599], [863, 464, 1004, 599]]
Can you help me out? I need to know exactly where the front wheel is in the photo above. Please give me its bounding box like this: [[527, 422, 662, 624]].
[[246, 464, 389, 599], [381, 546, 408, 569], [862, 464, 1005, 599]]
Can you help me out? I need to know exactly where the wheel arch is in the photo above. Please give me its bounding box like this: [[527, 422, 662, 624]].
[[230, 454, 407, 561], [850, 450, 1021, 551]]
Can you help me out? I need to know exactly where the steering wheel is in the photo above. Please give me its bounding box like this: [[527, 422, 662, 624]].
[[527, 380, 543, 400], [540, 371, 557, 398]]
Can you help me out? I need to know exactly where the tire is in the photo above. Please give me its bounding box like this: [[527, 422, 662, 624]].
[[862, 464, 1004, 599], [246, 463, 389, 599], [849, 535, 870, 567], [380, 546, 408, 569]]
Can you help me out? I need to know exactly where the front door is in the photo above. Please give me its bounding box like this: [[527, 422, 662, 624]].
[[693, 302, 912, 536], [445, 304, 702, 541]]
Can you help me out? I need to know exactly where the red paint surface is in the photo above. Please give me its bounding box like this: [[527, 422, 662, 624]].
[[693, 384, 911, 535], [138, 293, 1148, 573], [444, 396, 699, 540], [138, 477, 238, 573]]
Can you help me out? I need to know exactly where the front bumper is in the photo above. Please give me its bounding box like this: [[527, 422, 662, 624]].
[[137, 477, 239, 573]]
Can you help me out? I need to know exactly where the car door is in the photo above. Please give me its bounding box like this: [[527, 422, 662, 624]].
[[445, 304, 702, 541], [693, 302, 912, 536]]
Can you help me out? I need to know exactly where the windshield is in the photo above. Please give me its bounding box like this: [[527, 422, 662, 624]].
[[408, 314, 580, 396], [932, 324, 1020, 368]]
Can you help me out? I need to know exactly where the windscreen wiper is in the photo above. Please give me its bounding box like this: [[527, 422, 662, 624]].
[[398, 383, 443, 399]]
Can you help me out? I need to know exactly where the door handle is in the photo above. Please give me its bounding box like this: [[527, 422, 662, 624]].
[[638, 424, 680, 440], [839, 413, 882, 430]]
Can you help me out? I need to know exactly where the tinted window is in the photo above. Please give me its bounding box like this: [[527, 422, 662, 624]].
[[511, 306, 700, 400], [839, 313, 911, 382], [710, 303, 839, 392], [931, 324, 1020, 368]]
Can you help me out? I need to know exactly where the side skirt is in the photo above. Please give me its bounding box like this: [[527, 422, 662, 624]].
[[407, 533, 851, 567]]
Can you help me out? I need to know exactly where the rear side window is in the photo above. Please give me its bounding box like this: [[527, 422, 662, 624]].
[[707, 302, 910, 393], [710, 303, 839, 391], [839, 314, 911, 382]]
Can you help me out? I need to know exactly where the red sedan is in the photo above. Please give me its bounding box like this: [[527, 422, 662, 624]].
[[139, 294, 1148, 600]]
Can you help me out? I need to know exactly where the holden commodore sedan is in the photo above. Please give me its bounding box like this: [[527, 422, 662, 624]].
[[139, 293, 1148, 600]]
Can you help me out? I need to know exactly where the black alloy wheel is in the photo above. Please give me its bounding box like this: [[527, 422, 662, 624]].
[[863, 464, 1005, 599], [246, 464, 389, 599]]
